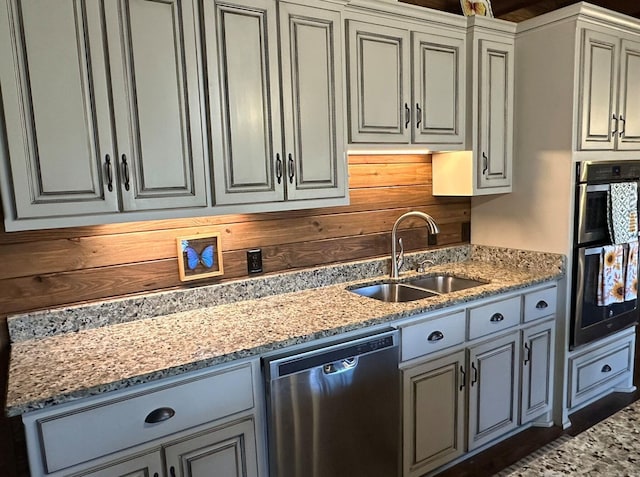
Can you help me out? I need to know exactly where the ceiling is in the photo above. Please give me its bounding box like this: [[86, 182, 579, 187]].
[[400, 0, 640, 22]]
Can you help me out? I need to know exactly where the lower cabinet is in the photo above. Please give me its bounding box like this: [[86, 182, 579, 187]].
[[74, 418, 258, 477], [403, 350, 466, 477], [71, 450, 163, 477], [22, 361, 265, 477], [520, 319, 555, 424], [400, 284, 558, 476], [467, 331, 519, 451], [164, 418, 259, 477]]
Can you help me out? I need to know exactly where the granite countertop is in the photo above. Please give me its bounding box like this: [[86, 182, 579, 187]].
[[5, 245, 565, 417]]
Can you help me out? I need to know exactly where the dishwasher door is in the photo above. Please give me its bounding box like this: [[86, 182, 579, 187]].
[[264, 329, 400, 477]]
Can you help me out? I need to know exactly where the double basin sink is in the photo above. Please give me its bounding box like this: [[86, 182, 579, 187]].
[[350, 275, 488, 303]]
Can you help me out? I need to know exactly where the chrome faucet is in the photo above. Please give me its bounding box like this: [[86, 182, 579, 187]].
[[391, 211, 439, 279]]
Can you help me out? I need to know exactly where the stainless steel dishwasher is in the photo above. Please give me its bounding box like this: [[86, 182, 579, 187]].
[[263, 328, 400, 477]]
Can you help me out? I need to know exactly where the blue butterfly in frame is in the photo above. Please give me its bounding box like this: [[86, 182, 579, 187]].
[[182, 242, 216, 270]]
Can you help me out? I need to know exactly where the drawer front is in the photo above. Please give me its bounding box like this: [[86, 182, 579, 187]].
[[38, 364, 254, 473], [468, 296, 521, 340], [401, 311, 466, 361], [570, 336, 634, 408], [523, 286, 557, 322]]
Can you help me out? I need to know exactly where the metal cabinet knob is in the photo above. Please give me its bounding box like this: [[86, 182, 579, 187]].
[[427, 330, 444, 342]]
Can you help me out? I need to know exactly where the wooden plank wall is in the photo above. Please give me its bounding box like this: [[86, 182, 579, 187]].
[[0, 154, 470, 318]]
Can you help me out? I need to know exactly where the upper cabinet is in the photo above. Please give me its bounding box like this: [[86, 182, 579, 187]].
[[432, 16, 516, 196], [578, 27, 640, 151], [203, 0, 347, 206], [0, 0, 208, 230], [345, 10, 466, 150]]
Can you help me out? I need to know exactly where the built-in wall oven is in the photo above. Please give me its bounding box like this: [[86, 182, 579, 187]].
[[571, 161, 640, 348]]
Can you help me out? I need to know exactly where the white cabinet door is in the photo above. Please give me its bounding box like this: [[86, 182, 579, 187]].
[[617, 37, 640, 150], [0, 0, 119, 218], [520, 320, 555, 424], [403, 350, 466, 477], [205, 0, 284, 205], [74, 450, 163, 477], [412, 30, 465, 146], [279, 2, 346, 201], [467, 331, 519, 450], [164, 418, 259, 477], [578, 28, 619, 151], [477, 38, 513, 191], [105, 0, 207, 211], [346, 20, 411, 144]]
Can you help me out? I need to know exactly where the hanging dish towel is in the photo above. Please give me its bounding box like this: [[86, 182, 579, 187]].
[[625, 240, 639, 301], [608, 182, 638, 244], [598, 244, 625, 306]]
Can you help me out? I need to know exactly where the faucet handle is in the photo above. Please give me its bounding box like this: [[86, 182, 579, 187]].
[[396, 237, 405, 273], [417, 259, 435, 273]]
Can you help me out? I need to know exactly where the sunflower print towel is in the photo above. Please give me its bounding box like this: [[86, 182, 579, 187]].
[[625, 241, 638, 301], [598, 244, 625, 306]]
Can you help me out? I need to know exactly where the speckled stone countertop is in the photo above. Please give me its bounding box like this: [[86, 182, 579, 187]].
[[5, 245, 564, 417]]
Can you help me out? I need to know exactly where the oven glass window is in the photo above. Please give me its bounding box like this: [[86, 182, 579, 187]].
[[584, 191, 608, 238]]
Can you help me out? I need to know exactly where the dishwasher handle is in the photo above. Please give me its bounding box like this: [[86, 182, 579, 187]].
[[267, 329, 398, 380], [323, 357, 358, 375]]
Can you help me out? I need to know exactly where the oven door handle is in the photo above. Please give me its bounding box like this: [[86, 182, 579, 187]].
[[585, 184, 610, 193]]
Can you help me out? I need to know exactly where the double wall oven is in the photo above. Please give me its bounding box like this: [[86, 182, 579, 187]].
[[571, 161, 640, 348]]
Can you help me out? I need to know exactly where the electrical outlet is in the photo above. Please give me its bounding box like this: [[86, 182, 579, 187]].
[[247, 249, 263, 274]]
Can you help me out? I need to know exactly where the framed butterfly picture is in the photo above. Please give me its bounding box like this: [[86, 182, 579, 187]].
[[461, 0, 493, 17], [176, 233, 224, 282]]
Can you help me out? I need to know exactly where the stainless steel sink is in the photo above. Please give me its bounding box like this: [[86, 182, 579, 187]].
[[350, 283, 438, 302], [407, 275, 488, 294], [349, 275, 487, 302]]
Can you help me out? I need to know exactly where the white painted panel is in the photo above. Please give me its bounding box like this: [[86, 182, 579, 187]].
[[618, 38, 640, 150], [578, 29, 617, 150], [0, 0, 119, 218], [127, 0, 186, 189], [280, 2, 345, 201], [346, 20, 410, 143]]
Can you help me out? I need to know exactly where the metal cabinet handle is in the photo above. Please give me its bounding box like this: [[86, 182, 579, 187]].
[[490, 312, 504, 323], [535, 300, 548, 309], [612, 114, 619, 135], [416, 103, 422, 128], [459, 365, 466, 391], [144, 407, 175, 424], [620, 116, 626, 137], [427, 330, 444, 342], [154, 474, 159, 477], [121, 154, 130, 191], [471, 362, 478, 386], [105, 154, 113, 192], [404, 103, 410, 129], [276, 153, 282, 184], [288, 153, 294, 184], [482, 152, 488, 174], [601, 364, 612, 373], [523, 342, 530, 365], [170, 466, 176, 477]]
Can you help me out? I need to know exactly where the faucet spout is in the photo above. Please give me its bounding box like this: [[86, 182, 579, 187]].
[[390, 211, 439, 279]]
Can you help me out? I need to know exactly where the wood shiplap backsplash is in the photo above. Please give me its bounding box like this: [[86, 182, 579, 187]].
[[0, 155, 470, 317]]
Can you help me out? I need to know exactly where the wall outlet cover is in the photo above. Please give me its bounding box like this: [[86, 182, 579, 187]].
[[247, 249, 263, 274]]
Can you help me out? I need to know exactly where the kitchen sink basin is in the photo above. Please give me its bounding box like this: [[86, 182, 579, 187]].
[[350, 283, 438, 303], [407, 275, 488, 294], [350, 275, 488, 302]]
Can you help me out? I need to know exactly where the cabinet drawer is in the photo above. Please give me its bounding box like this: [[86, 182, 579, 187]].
[[401, 311, 466, 361], [523, 286, 557, 322], [569, 333, 634, 409], [468, 296, 521, 340], [36, 364, 254, 473]]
